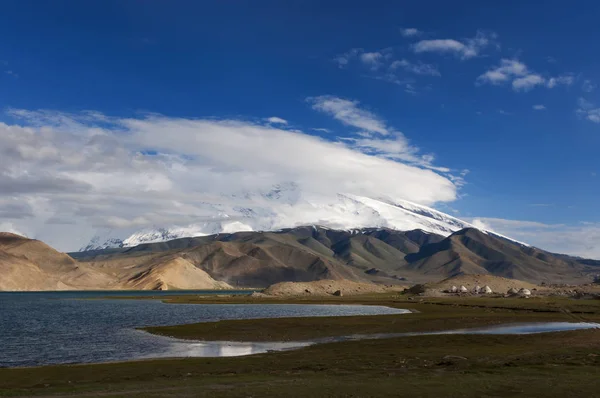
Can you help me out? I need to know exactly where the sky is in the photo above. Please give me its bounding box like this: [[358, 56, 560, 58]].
[[0, 0, 599, 256]]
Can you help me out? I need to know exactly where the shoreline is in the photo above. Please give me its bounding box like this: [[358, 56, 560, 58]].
[[3, 294, 600, 397], [8, 318, 600, 371]]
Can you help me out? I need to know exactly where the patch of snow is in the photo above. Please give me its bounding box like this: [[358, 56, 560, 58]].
[[79, 184, 527, 251]]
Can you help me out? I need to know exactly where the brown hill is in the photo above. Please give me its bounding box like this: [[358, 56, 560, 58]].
[[0, 233, 231, 291], [404, 228, 592, 284], [263, 279, 406, 297], [75, 227, 441, 287], [4, 226, 600, 291], [0, 250, 57, 291], [0, 233, 117, 291], [0, 232, 75, 270], [406, 228, 590, 283], [75, 226, 600, 288], [123, 257, 232, 290]]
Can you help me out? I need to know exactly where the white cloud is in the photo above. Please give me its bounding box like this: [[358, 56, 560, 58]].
[[370, 73, 415, 92], [334, 48, 391, 70], [390, 59, 440, 76], [359, 52, 385, 70], [533, 104, 546, 110], [582, 79, 595, 93], [469, 217, 600, 259], [0, 105, 459, 250], [333, 48, 362, 68], [477, 59, 528, 85], [265, 116, 288, 125], [478, 59, 573, 92], [309, 96, 456, 169], [403, 83, 417, 94], [414, 39, 471, 56], [332, 48, 423, 91], [585, 111, 600, 123], [308, 96, 390, 136], [401, 28, 422, 37], [577, 97, 600, 123], [349, 136, 449, 171], [512, 74, 546, 91], [311, 128, 331, 133], [547, 75, 574, 88], [0, 222, 27, 237], [413, 31, 496, 59], [447, 169, 470, 188]]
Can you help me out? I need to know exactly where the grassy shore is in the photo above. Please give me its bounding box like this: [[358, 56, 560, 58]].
[[2, 294, 600, 397], [144, 294, 600, 341]]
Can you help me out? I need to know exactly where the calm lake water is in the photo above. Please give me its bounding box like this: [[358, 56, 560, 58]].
[[0, 291, 408, 368]]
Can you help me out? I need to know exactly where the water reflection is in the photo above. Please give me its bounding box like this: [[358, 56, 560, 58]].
[[150, 322, 600, 360], [432, 322, 600, 335], [0, 293, 409, 368], [314, 322, 600, 344], [149, 337, 314, 359]]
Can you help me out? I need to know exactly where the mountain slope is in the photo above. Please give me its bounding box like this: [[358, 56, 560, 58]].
[[0, 233, 117, 290], [80, 192, 486, 251], [0, 233, 237, 291], [74, 227, 443, 287], [123, 257, 233, 290], [5, 225, 599, 291], [404, 228, 590, 283], [74, 225, 599, 287], [0, 250, 56, 291]]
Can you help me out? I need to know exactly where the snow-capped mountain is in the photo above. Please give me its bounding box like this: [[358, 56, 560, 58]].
[[80, 181, 500, 251], [79, 233, 125, 252], [122, 222, 254, 247]]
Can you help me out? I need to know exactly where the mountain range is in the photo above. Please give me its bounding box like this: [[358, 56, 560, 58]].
[[79, 191, 501, 251], [2, 223, 599, 291], [0, 232, 230, 291], [71, 225, 599, 288], [3, 189, 599, 291]]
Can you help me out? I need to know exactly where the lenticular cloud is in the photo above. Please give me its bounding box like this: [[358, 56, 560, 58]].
[[0, 108, 458, 250]]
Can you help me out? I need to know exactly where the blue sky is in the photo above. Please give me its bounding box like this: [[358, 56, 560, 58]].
[[1, 1, 600, 255]]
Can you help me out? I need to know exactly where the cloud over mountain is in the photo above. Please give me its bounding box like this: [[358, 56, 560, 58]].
[[0, 103, 458, 250]]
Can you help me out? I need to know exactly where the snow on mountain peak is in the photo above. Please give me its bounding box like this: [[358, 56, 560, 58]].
[[79, 186, 524, 251]]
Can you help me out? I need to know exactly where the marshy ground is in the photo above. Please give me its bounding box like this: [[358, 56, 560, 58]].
[[2, 294, 600, 397]]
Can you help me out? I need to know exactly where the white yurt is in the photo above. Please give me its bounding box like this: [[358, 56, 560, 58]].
[[460, 285, 468, 293], [483, 285, 493, 294], [519, 288, 532, 296]]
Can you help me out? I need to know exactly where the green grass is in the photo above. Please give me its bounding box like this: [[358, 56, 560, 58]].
[[144, 294, 600, 341], [3, 294, 600, 397], [144, 303, 579, 342]]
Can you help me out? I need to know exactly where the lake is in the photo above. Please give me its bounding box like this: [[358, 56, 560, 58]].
[[0, 291, 408, 367]]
